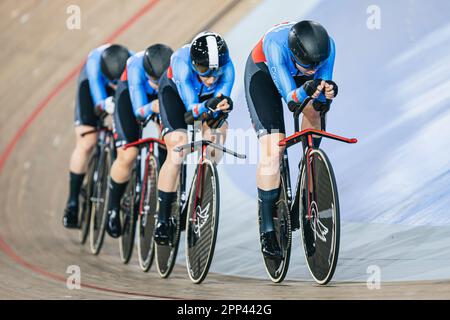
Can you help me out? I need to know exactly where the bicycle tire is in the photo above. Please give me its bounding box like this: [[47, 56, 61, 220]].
[[137, 154, 158, 272], [259, 174, 292, 283], [299, 148, 340, 285], [155, 181, 182, 278], [119, 167, 138, 264], [89, 146, 112, 255], [185, 159, 220, 284], [78, 152, 97, 244]]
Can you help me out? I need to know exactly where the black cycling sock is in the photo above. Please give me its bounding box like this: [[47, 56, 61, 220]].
[[68, 172, 85, 206], [258, 187, 280, 233], [108, 179, 128, 212], [157, 190, 176, 223]]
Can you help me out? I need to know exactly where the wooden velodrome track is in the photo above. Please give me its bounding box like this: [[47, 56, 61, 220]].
[[0, 0, 449, 299]]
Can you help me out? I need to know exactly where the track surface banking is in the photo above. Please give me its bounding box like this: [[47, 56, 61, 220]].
[[0, 0, 449, 299]]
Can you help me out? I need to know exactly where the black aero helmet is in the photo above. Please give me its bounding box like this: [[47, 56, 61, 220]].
[[190, 31, 230, 71], [100, 44, 131, 81], [288, 20, 331, 67], [143, 44, 174, 79]]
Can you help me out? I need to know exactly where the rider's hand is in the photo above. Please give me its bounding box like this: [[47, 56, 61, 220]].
[[105, 96, 115, 115], [217, 95, 233, 112], [324, 80, 338, 99], [151, 99, 160, 114], [207, 111, 228, 129], [205, 95, 223, 111], [312, 99, 331, 113], [303, 79, 325, 99], [184, 110, 195, 125], [94, 102, 104, 117]]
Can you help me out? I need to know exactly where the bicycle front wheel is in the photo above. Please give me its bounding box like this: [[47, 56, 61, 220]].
[[78, 152, 97, 244], [89, 146, 112, 255], [185, 159, 220, 284], [260, 173, 291, 283], [155, 183, 182, 278], [119, 167, 138, 264], [299, 148, 340, 285], [137, 154, 158, 271]]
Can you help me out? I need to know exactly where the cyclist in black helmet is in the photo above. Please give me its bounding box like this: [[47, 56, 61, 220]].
[[244, 20, 338, 259], [153, 31, 235, 245], [105, 44, 173, 238], [63, 44, 132, 229]]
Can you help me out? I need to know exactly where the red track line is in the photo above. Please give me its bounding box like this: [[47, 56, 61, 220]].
[[0, 0, 187, 300]]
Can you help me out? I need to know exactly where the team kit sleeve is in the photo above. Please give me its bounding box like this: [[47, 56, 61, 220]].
[[128, 62, 155, 120], [86, 50, 109, 108], [172, 57, 205, 117], [264, 41, 305, 105], [214, 60, 235, 97]]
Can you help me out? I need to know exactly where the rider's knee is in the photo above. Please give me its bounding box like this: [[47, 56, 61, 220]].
[[116, 147, 138, 168], [303, 104, 321, 124], [76, 135, 96, 154], [260, 135, 284, 162], [164, 132, 187, 166]]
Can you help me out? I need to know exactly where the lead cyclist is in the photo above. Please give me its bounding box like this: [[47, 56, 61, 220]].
[[244, 20, 338, 259]]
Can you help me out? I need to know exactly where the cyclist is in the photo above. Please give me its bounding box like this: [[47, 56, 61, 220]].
[[63, 44, 132, 229], [244, 20, 338, 259], [154, 31, 235, 245], [105, 44, 174, 238]]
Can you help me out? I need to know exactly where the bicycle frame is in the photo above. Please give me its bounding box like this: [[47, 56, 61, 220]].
[[174, 125, 246, 225], [123, 132, 166, 218], [278, 98, 357, 221]]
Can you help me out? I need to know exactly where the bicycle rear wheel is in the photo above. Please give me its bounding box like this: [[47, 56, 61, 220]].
[[137, 154, 158, 271], [119, 167, 138, 264], [259, 174, 291, 283], [299, 148, 340, 285], [89, 146, 112, 255], [155, 182, 182, 278], [185, 159, 220, 284], [78, 152, 97, 244]]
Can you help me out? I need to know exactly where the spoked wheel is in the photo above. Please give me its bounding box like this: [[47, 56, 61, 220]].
[[119, 167, 138, 264], [299, 148, 340, 285], [78, 153, 97, 244], [155, 183, 182, 278], [137, 154, 158, 271], [259, 174, 291, 283], [185, 159, 220, 284], [89, 147, 112, 255]]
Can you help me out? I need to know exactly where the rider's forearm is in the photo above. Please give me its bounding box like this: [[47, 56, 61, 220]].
[[189, 101, 207, 119], [287, 86, 308, 105], [134, 102, 153, 119]]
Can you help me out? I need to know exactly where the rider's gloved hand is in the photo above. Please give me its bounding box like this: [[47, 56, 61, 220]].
[[184, 110, 195, 125], [104, 96, 115, 115], [312, 99, 331, 113], [219, 95, 233, 112], [205, 96, 223, 111], [324, 80, 338, 99], [206, 111, 228, 129], [303, 79, 325, 99], [94, 101, 105, 117], [135, 103, 153, 122]]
